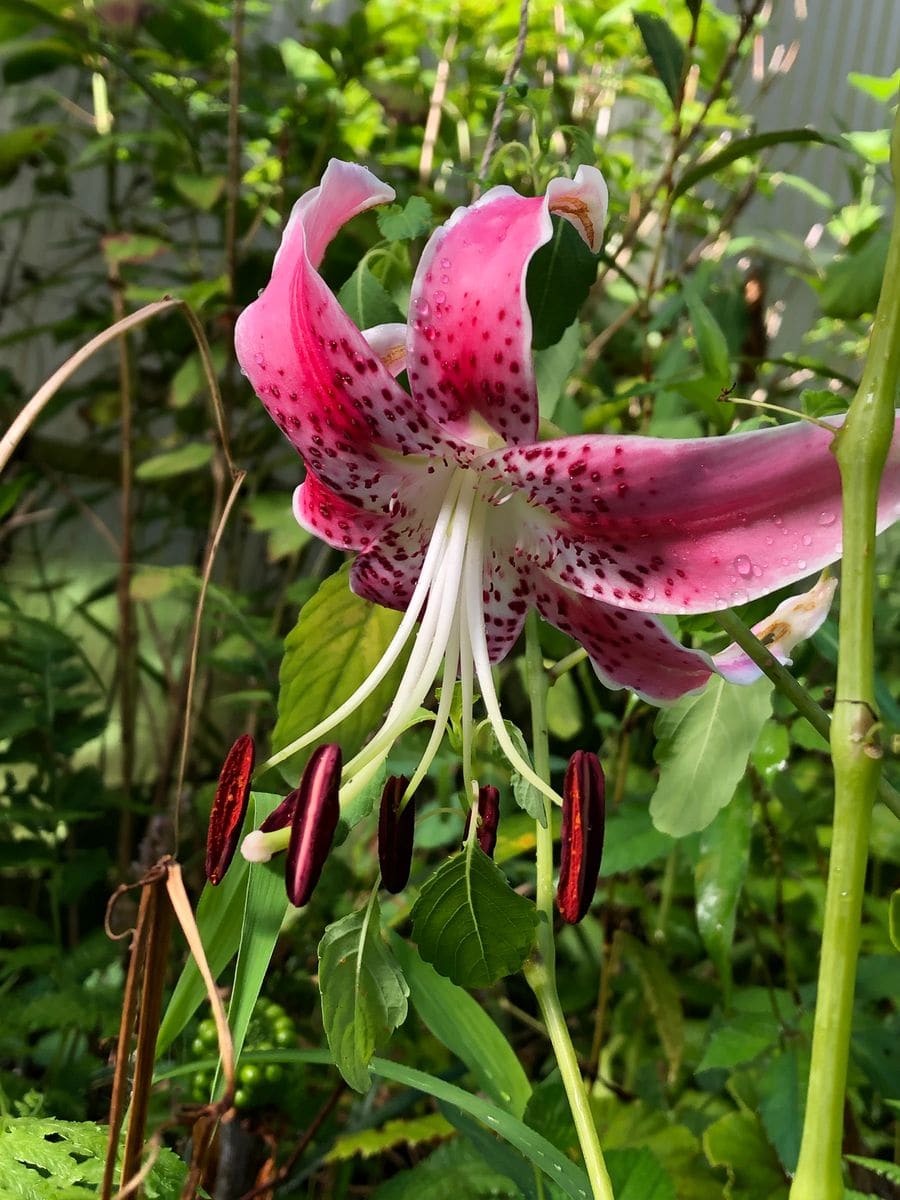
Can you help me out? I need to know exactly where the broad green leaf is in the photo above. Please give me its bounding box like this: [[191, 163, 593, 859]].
[[606, 1147, 676, 1200], [244, 493, 311, 562], [0, 124, 56, 182], [163, 1049, 589, 1198], [2, 37, 80, 85], [534, 321, 581, 421], [750, 721, 790, 781], [391, 934, 532, 1116], [377, 196, 433, 241], [101, 232, 170, 265], [338, 264, 405, 329], [272, 563, 410, 779], [173, 172, 225, 211], [546, 669, 583, 739], [694, 780, 752, 1000], [602, 802, 674, 875], [650, 676, 772, 836], [702, 1111, 788, 1200], [280, 37, 337, 83], [216, 794, 287, 1091], [527, 217, 599, 351], [439, 1104, 538, 1200], [683, 286, 730, 387], [847, 69, 900, 102], [820, 231, 888, 319], [411, 845, 537, 987], [615, 932, 684, 1083], [634, 12, 684, 106], [673, 129, 839, 199], [135, 442, 213, 481], [696, 1013, 780, 1072], [370, 1137, 523, 1199], [503, 722, 546, 828], [758, 1046, 807, 1173], [325, 1113, 455, 1163], [318, 898, 409, 1092]]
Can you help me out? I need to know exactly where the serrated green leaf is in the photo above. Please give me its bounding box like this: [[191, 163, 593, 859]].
[[615, 932, 684, 1083], [391, 934, 532, 1116], [673, 129, 839, 199], [411, 845, 537, 987], [696, 1013, 780, 1072], [338, 264, 405, 329], [377, 196, 432, 241], [694, 780, 752, 1000], [606, 1147, 676, 1200], [503, 722, 546, 827], [370, 1137, 523, 1199], [272, 563, 410, 780], [135, 442, 212, 481], [527, 217, 598, 351], [326, 1113, 454, 1163], [319, 898, 409, 1092], [758, 1046, 807, 1173], [650, 676, 772, 836], [634, 12, 684, 105], [703, 1111, 787, 1199]]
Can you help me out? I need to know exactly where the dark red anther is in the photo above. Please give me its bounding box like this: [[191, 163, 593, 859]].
[[463, 785, 500, 858], [378, 775, 415, 894], [556, 750, 605, 924], [206, 735, 255, 885], [285, 744, 342, 907], [260, 787, 301, 833]]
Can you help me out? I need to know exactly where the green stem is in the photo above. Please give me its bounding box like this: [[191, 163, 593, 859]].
[[790, 110, 900, 1200], [522, 612, 616, 1200]]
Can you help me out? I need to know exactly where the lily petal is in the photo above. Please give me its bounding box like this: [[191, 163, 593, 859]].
[[495, 415, 900, 614], [293, 469, 391, 551], [406, 166, 607, 447], [235, 159, 446, 507], [362, 323, 408, 377]]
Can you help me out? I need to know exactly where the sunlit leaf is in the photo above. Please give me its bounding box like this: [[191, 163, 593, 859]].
[[411, 846, 537, 987], [694, 780, 752, 1001], [377, 196, 432, 241], [135, 442, 212, 481], [673, 129, 839, 199], [634, 12, 684, 106]]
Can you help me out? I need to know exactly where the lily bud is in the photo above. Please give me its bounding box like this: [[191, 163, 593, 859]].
[[556, 751, 605, 925], [463, 785, 500, 858], [285, 744, 342, 907], [206, 735, 255, 885], [259, 787, 301, 833], [378, 775, 415, 894]]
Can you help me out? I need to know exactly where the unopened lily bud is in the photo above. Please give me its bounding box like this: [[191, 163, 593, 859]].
[[206, 735, 255, 885], [556, 751, 605, 925], [260, 787, 301, 833], [463, 785, 500, 858], [378, 775, 415, 894], [285, 744, 342, 907]]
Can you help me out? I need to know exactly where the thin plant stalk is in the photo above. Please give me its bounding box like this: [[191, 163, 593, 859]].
[[522, 611, 615, 1200], [789, 110, 900, 1200]]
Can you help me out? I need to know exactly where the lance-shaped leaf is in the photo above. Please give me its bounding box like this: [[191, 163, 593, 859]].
[[318, 898, 409, 1092], [411, 845, 537, 987]]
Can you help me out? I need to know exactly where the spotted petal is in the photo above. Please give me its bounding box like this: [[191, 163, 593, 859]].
[[235, 159, 446, 509], [493, 415, 900, 614], [406, 166, 607, 447]]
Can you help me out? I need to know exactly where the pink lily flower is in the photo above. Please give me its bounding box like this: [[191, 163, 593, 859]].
[[235, 159, 900, 814]]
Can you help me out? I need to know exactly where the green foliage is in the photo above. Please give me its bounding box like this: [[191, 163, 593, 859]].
[[411, 845, 537, 987], [318, 898, 409, 1092], [650, 677, 772, 835], [633, 13, 684, 106]]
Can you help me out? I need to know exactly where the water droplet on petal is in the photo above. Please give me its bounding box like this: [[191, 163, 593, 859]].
[[771, 514, 783, 526], [797, 559, 807, 570], [254, 353, 265, 367], [434, 289, 446, 304], [764, 536, 773, 545], [414, 297, 430, 317], [752, 564, 763, 578], [733, 554, 753, 578], [801, 533, 812, 547], [440, 257, 451, 269], [818, 510, 837, 526], [440, 273, 450, 284], [731, 588, 750, 605]]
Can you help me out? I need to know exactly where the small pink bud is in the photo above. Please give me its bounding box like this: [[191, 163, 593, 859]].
[[285, 744, 342, 907], [463, 785, 500, 858], [556, 751, 605, 924], [206, 735, 255, 885], [378, 776, 415, 894]]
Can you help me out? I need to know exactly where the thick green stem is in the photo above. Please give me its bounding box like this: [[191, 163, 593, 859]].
[[522, 612, 615, 1200], [790, 111, 900, 1200]]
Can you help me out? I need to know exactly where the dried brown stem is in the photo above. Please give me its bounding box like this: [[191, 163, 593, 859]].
[[474, 0, 529, 196]]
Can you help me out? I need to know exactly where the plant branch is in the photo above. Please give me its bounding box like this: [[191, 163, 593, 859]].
[[474, 0, 529, 196]]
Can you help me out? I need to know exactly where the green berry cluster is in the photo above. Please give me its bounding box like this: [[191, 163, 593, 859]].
[[188, 1001, 297, 1110]]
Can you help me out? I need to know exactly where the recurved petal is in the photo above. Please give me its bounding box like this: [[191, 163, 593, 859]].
[[235, 159, 446, 507], [494, 414, 900, 615], [533, 573, 715, 703], [293, 469, 391, 551], [405, 166, 607, 448], [361, 323, 408, 377]]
